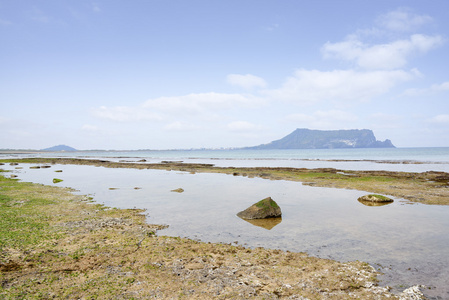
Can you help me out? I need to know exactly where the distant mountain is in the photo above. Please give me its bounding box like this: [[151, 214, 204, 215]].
[[41, 145, 77, 152], [247, 129, 395, 149]]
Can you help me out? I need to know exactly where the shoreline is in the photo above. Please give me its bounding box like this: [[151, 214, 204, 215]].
[[0, 172, 423, 299], [1, 157, 448, 205]]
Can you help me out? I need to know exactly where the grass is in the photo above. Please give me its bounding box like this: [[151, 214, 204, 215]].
[[0, 177, 56, 252]]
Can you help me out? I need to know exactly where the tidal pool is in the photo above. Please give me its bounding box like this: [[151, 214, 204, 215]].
[[5, 163, 449, 299]]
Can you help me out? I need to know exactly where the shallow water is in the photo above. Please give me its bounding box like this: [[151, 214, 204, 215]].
[[4, 163, 449, 299]]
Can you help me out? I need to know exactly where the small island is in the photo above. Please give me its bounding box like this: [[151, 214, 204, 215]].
[[247, 128, 395, 149]]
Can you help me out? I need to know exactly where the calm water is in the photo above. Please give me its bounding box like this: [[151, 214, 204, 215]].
[[3, 147, 449, 172], [2, 162, 449, 299]]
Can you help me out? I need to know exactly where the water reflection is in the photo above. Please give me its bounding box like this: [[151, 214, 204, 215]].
[[357, 199, 394, 207], [239, 217, 282, 230]]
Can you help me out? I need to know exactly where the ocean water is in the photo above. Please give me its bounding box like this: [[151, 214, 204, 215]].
[[4, 147, 449, 172]]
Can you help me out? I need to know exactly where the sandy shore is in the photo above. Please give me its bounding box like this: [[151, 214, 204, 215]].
[[0, 161, 431, 299]]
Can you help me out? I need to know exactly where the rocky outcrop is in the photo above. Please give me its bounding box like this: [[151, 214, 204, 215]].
[[237, 197, 282, 220]]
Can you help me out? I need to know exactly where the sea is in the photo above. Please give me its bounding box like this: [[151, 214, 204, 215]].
[[4, 147, 449, 172], [2, 147, 449, 299]]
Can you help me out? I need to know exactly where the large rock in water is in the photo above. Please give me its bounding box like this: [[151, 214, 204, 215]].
[[237, 197, 282, 220]]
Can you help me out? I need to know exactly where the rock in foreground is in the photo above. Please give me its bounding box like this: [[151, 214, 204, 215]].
[[237, 197, 282, 220], [358, 194, 394, 203]]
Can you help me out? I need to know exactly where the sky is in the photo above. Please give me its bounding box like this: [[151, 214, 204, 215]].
[[1, 0, 449, 150]]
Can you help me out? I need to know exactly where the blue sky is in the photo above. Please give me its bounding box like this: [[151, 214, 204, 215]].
[[1, 0, 448, 149]]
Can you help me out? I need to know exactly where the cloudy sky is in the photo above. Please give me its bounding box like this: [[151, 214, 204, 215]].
[[1, 0, 448, 150]]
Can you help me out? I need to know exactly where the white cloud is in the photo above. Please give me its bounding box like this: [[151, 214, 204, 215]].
[[82, 124, 99, 131], [143, 92, 265, 114], [164, 121, 200, 131], [92, 93, 266, 128], [368, 113, 403, 129], [322, 34, 443, 70], [430, 115, 449, 124], [227, 121, 264, 132], [285, 110, 358, 129], [226, 74, 267, 89], [91, 106, 165, 122], [403, 81, 449, 96], [264, 69, 414, 104], [376, 8, 433, 32], [431, 81, 449, 91]]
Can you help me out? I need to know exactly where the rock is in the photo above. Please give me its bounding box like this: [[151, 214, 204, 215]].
[[30, 166, 41, 169], [171, 188, 184, 193], [357, 194, 393, 203], [237, 197, 282, 220]]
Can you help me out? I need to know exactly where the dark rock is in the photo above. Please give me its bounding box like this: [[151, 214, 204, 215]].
[[237, 197, 282, 220]]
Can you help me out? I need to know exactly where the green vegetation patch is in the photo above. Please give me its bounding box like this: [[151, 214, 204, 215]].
[[255, 197, 280, 210], [52, 178, 63, 184], [0, 178, 56, 252], [369, 194, 392, 201]]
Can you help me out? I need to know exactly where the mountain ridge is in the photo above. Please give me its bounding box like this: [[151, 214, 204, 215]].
[[247, 128, 395, 149], [41, 145, 77, 152]]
